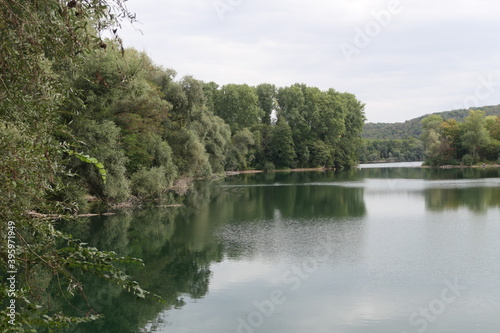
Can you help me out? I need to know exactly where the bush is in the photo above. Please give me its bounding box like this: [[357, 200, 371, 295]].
[[70, 120, 131, 202], [263, 161, 275, 172], [130, 167, 169, 200], [462, 154, 474, 166]]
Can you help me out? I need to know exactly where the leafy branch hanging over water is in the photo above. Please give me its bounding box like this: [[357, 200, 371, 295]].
[[65, 149, 107, 184]]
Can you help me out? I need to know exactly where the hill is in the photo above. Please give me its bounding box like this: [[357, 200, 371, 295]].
[[363, 105, 500, 140]]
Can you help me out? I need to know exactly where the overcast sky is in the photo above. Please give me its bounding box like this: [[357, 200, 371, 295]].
[[118, 0, 500, 123]]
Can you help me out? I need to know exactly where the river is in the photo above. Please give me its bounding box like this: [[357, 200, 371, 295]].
[[61, 163, 500, 333]]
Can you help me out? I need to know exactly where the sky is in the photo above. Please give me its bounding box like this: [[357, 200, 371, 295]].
[[117, 0, 500, 123]]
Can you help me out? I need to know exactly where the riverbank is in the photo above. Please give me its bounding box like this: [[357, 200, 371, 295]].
[[421, 163, 500, 169], [225, 167, 336, 176]]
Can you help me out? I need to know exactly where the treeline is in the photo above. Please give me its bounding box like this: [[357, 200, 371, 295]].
[[59, 43, 366, 206], [359, 138, 424, 163], [363, 105, 500, 140], [361, 105, 500, 163], [421, 110, 500, 166]]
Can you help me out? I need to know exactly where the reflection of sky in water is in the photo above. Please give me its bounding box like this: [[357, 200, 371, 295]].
[[147, 171, 500, 333], [219, 177, 500, 190]]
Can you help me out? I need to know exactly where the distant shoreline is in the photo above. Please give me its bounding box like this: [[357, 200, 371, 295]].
[[225, 163, 500, 175], [225, 167, 335, 176], [420, 164, 500, 169]]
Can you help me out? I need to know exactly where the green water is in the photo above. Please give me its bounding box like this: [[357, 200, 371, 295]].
[[62, 164, 500, 333]]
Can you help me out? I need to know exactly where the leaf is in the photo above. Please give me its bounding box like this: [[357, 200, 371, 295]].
[[64, 149, 107, 183]]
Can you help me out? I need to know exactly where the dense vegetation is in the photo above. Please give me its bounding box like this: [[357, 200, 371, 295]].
[[420, 110, 500, 166], [359, 138, 425, 163], [61, 45, 366, 205], [363, 105, 500, 140], [0, 1, 365, 331], [360, 105, 500, 163]]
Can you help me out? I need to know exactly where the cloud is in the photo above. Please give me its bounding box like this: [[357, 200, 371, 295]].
[[119, 0, 500, 122]]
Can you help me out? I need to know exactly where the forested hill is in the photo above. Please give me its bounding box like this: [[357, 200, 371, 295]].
[[363, 105, 500, 140]]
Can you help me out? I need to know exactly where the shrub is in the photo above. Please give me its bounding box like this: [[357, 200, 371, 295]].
[[131, 167, 168, 200], [263, 161, 275, 172], [462, 154, 474, 166]]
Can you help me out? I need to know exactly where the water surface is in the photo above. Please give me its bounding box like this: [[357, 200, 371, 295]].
[[63, 165, 500, 333]]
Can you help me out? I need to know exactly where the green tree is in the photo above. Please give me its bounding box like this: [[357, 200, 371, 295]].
[[0, 1, 155, 331], [226, 128, 256, 170], [252, 124, 274, 169], [276, 84, 307, 141], [166, 128, 212, 177], [277, 84, 365, 168], [461, 110, 490, 160], [256, 83, 277, 125], [130, 166, 170, 201], [441, 118, 462, 159], [70, 119, 131, 202], [485, 116, 500, 141], [421, 115, 447, 165], [309, 140, 332, 167], [271, 121, 296, 168], [333, 91, 366, 167], [214, 84, 264, 132], [189, 112, 232, 173]]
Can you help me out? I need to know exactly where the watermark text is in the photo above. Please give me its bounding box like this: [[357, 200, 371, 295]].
[[6, 220, 18, 326]]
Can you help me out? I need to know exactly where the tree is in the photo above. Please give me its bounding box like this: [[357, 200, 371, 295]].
[[214, 84, 264, 132], [277, 84, 365, 168], [70, 119, 131, 202], [421, 115, 447, 165], [420, 110, 497, 165], [255, 83, 277, 125], [421, 115, 444, 136], [333, 91, 366, 167], [276, 84, 307, 141], [461, 110, 490, 160], [0, 1, 155, 331], [271, 121, 296, 168], [252, 124, 274, 169], [189, 112, 231, 173], [309, 140, 332, 167], [441, 118, 462, 159], [166, 128, 212, 177], [485, 116, 500, 141], [225, 128, 256, 170]]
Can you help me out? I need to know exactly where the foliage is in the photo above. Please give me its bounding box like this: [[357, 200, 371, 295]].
[[359, 138, 424, 163], [461, 110, 490, 158], [130, 167, 169, 201], [66, 150, 107, 184], [276, 84, 365, 168], [0, 1, 159, 332], [225, 128, 255, 171], [270, 121, 296, 168], [360, 107, 500, 163], [462, 154, 474, 166], [262, 161, 276, 172], [213, 84, 264, 132], [420, 110, 500, 166], [166, 128, 212, 177], [0, 2, 367, 331], [189, 112, 231, 174], [363, 105, 500, 140], [255, 83, 277, 125], [68, 120, 130, 202]]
